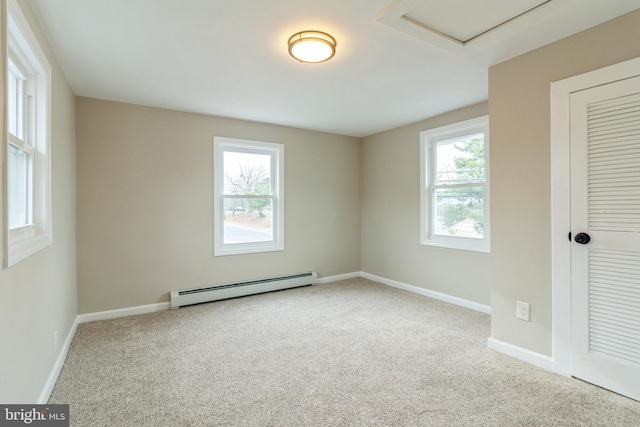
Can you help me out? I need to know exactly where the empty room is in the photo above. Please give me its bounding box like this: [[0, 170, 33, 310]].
[[2, 0, 640, 425]]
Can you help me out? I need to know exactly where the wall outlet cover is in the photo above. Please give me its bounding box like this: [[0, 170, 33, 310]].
[[516, 301, 530, 322]]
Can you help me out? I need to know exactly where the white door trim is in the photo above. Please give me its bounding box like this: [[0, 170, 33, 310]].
[[550, 56, 640, 376]]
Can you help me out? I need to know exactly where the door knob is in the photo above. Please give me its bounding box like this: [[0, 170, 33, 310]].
[[574, 232, 591, 244]]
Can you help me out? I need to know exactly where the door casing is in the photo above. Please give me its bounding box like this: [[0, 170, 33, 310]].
[[550, 56, 640, 376]]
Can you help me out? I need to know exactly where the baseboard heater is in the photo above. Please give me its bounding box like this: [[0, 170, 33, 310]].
[[170, 271, 317, 309]]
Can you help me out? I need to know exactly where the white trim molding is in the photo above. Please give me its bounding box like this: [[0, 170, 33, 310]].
[[361, 271, 491, 314], [77, 273, 364, 325], [5, 0, 53, 268], [77, 302, 171, 324], [39, 270, 489, 403], [317, 272, 361, 284], [550, 56, 640, 377], [212, 136, 284, 257], [419, 115, 491, 254], [487, 337, 555, 372], [37, 318, 79, 404], [375, 0, 556, 54]]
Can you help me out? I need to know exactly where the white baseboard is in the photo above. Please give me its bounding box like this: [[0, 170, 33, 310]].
[[78, 272, 364, 323], [317, 271, 361, 284], [77, 302, 171, 324], [38, 272, 487, 403], [361, 272, 491, 314], [487, 337, 554, 372], [360, 273, 554, 373], [37, 317, 79, 404], [38, 301, 169, 403]]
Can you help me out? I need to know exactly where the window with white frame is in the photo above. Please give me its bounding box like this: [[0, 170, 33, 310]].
[[213, 137, 284, 256], [5, 0, 52, 267], [420, 116, 490, 253]]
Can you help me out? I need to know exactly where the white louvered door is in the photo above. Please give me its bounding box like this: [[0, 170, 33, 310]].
[[570, 75, 640, 401]]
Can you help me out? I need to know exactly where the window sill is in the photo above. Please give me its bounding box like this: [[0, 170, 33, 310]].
[[214, 242, 284, 257], [7, 231, 52, 267], [421, 237, 490, 254]]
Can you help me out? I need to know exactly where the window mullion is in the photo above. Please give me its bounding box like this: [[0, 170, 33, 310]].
[[432, 182, 485, 190], [222, 194, 273, 199], [8, 133, 33, 154]]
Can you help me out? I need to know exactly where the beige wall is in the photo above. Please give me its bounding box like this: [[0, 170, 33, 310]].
[[4, 1, 638, 403], [76, 98, 361, 313], [361, 102, 491, 306], [489, 10, 640, 355], [0, 0, 77, 402]]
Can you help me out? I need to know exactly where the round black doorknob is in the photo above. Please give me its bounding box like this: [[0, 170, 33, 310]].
[[574, 232, 591, 244]]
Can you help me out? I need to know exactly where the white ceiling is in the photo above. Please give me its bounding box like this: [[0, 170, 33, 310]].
[[28, 0, 640, 137]]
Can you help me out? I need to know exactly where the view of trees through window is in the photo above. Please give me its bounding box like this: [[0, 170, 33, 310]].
[[222, 151, 273, 244], [434, 135, 485, 239]]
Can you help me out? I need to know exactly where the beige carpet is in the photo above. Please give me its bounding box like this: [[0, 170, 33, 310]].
[[49, 278, 640, 426]]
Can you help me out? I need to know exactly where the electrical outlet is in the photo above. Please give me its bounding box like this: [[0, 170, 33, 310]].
[[53, 331, 58, 353], [516, 301, 530, 322]]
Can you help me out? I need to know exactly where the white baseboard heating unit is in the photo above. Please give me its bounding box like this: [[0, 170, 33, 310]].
[[170, 271, 317, 309]]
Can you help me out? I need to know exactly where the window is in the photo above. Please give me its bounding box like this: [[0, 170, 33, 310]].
[[420, 116, 490, 253], [213, 137, 284, 256], [4, 0, 52, 267]]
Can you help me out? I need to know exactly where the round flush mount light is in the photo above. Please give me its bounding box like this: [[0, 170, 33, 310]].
[[288, 31, 336, 63]]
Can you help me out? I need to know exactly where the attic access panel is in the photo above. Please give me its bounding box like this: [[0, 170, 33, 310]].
[[377, 0, 553, 53]]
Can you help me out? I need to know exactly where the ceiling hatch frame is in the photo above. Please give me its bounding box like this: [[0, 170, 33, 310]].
[[376, 0, 557, 54]]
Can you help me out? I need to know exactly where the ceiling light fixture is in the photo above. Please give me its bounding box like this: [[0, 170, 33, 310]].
[[288, 31, 336, 63]]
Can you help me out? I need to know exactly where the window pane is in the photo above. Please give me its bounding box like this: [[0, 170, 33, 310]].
[[223, 197, 273, 244], [8, 144, 31, 228], [223, 151, 272, 196], [434, 187, 484, 239], [7, 69, 22, 138], [436, 133, 484, 185]]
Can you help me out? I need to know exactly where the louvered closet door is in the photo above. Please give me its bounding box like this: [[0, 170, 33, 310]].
[[570, 75, 640, 401]]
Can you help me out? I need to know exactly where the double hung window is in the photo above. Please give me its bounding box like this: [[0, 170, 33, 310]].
[[213, 137, 284, 256], [420, 116, 490, 253], [5, 0, 52, 267]]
